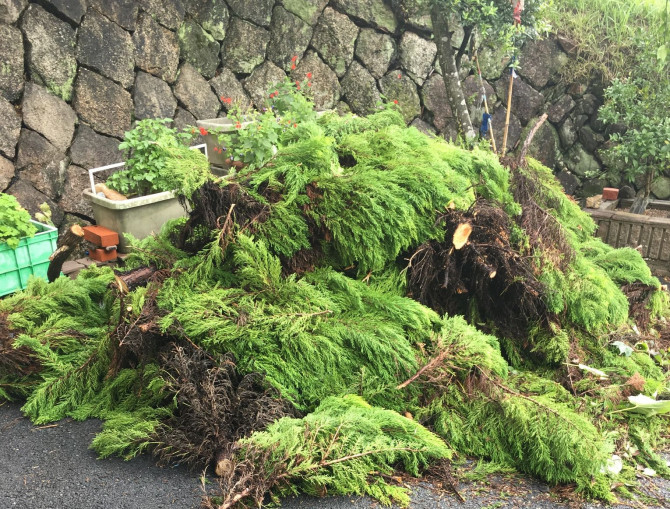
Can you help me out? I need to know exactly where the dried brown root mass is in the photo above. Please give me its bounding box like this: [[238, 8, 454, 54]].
[[406, 200, 548, 341], [177, 181, 271, 253], [0, 312, 40, 377], [510, 165, 574, 270], [153, 346, 299, 471], [621, 282, 658, 330]]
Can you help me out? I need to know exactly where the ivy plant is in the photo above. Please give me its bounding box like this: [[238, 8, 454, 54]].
[[0, 193, 37, 249], [106, 118, 194, 197]]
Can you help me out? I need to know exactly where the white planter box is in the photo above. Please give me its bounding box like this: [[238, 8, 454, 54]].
[[83, 189, 187, 253]]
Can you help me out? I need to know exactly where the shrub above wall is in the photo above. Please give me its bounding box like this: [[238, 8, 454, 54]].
[[0, 0, 629, 233]]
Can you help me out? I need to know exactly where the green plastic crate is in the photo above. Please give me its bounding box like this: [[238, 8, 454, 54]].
[[0, 221, 58, 297]]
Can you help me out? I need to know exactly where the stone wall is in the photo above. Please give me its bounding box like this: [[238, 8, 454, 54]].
[[2, 0, 668, 235]]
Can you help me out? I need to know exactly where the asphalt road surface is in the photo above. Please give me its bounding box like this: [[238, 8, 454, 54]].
[[1, 401, 667, 509]]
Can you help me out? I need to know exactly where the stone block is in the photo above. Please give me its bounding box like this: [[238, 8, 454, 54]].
[[7, 179, 63, 226], [268, 6, 313, 72], [331, 0, 397, 33], [220, 18, 270, 74], [282, 0, 328, 25], [340, 61, 380, 117], [0, 155, 14, 191], [0, 0, 27, 24], [58, 164, 93, 216], [355, 28, 395, 80], [521, 118, 560, 169], [133, 12, 180, 83], [293, 51, 340, 111], [0, 96, 21, 158], [651, 176, 670, 200], [490, 106, 522, 153], [46, 0, 86, 24], [15, 128, 67, 199], [399, 31, 436, 86], [0, 24, 24, 102], [227, 0, 274, 27], [20, 4, 77, 100], [379, 71, 420, 123], [178, 19, 221, 79], [21, 82, 77, 151], [311, 7, 358, 78], [173, 63, 220, 120], [410, 118, 436, 136], [556, 169, 579, 195], [76, 10, 135, 89], [74, 69, 133, 139], [495, 76, 544, 125], [548, 94, 575, 124], [90, 0, 138, 31], [210, 68, 252, 112], [183, 0, 230, 40], [243, 61, 286, 109], [519, 38, 567, 89], [133, 72, 177, 121], [70, 124, 123, 170], [142, 0, 185, 30], [421, 74, 453, 133]]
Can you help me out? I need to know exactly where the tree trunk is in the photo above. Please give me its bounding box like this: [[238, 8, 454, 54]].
[[430, 6, 476, 141], [629, 169, 653, 214]]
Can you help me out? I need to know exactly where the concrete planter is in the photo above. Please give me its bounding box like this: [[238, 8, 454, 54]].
[[197, 112, 329, 174], [83, 189, 187, 253], [585, 199, 670, 277], [196, 117, 253, 174]]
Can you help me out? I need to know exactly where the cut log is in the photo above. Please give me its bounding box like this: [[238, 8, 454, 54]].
[[113, 266, 159, 291], [95, 183, 128, 201], [47, 224, 85, 282]]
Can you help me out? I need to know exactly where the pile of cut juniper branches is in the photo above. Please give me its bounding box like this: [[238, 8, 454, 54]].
[[1, 109, 668, 507]]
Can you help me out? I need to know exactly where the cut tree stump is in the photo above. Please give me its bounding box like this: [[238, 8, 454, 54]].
[[48, 225, 85, 282]]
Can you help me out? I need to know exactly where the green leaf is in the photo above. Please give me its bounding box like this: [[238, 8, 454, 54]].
[[623, 394, 670, 417], [610, 341, 633, 357]]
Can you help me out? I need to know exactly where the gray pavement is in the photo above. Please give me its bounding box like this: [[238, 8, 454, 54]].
[[1, 401, 667, 509]]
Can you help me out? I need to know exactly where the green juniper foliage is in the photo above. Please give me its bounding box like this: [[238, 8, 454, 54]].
[[225, 395, 452, 507], [1, 108, 669, 506]]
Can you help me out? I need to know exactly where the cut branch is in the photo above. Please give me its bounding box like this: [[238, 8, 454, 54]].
[[518, 113, 548, 164]]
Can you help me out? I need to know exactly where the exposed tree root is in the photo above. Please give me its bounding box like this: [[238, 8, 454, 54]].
[[406, 200, 549, 342]]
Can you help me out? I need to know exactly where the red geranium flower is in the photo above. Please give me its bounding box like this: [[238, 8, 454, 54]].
[[393, 99, 398, 105], [307, 82, 312, 87], [199, 127, 208, 136], [291, 55, 297, 62], [306, 72, 312, 78]]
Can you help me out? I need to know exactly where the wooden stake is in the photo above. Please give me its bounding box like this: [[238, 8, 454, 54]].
[[501, 70, 515, 157], [47, 224, 85, 282], [474, 53, 497, 153]]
